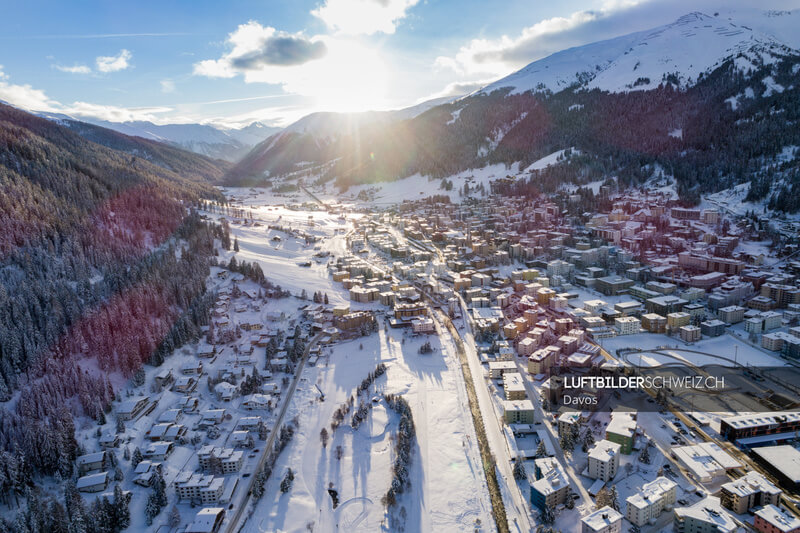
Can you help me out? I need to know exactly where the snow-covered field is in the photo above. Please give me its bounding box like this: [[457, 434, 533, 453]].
[[243, 325, 493, 533]]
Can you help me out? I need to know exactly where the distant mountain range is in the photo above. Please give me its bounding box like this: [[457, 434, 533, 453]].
[[220, 9, 800, 209]]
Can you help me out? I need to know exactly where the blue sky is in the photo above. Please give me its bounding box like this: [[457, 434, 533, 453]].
[[0, 0, 796, 127]]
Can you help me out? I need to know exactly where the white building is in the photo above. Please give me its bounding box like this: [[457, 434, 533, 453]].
[[197, 446, 244, 474], [614, 316, 641, 335], [582, 506, 623, 533], [626, 476, 677, 526], [175, 472, 225, 503], [672, 443, 741, 483], [674, 496, 737, 533], [587, 440, 621, 482]]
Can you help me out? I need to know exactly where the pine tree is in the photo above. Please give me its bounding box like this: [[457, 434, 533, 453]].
[[112, 484, 130, 531], [639, 443, 651, 465], [513, 459, 527, 480], [609, 486, 620, 512], [168, 505, 181, 528], [131, 447, 143, 467], [233, 237, 239, 252], [534, 440, 547, 458]]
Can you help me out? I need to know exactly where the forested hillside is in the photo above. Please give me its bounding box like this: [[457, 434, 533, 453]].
[[0, 103, 228, 522], [228, 52, 800, 209]]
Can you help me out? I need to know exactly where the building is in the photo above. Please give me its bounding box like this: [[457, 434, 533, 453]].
[[700, 320, 726, 338], [76, 451, 107, 475], [720, 471, 781, 514], [626, 477, 677, 526], [646, 296, 688, 316], [596, 276, 635, 296], [674, 497, 737, 533], [680, 325, 701, 343], [754, 505, 800, 533], [175, 473, 225, 503], [529, 457, 570, 510], [720, 412, 800, 443], [582, 507, 623, 533], [116, 397, 149, 420], [502, 373, 527, 401], [642, 313, 667, 333], [615, 316, 641, 335], [197, 446, 244, 474], [587, 440, 621, 482], [186, 508, 226, 533], [503, 399, 535, 424], [752, 446, 800, 492], [718, 306, 746, 324], [489, 360, 518, 379], [558, 412, 582, 437], [412, 317, 435, 334], [667, 312, 691, 329], [76, 471, 110, 493], [606, 412, 636, 454], [672, 443, 741, 483]]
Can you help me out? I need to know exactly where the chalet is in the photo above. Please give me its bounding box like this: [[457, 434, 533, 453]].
[[143, 441, 174, 461], [181, 360, 203, 375], [154, 369, 174, 388], [133, 461, 162, 487], [117, 397, 149, 420], [76, 451, 107, 475], [215, 382, 237, 402], [197, 345, 216, 358], [230, 431, 253, 448], [76, 471, 110, 493], [242, 394, 272, 410], [176, 396, 199, 413], [173, 376, 198, 393], [157, 409, 184, 424], [146, 422, 187, 442], [98, 432, 120, 449], [186, 508, 226, 533], [236, 416, 261, 432], [199, 409, 226, 427]]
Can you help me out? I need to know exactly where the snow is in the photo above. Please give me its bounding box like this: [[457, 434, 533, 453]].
[[524, 148, 577, 172], [479, 11, 794, 96], [762, 75, 786, 97], [669, 128, 683, 139], [446, 108, 462, 125], [243, 327, 493, 533]]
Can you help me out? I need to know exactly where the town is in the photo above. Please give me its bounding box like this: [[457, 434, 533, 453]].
[[64, 166, 800, 533]]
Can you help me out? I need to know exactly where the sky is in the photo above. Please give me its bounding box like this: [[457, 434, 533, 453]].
[[0, 0, 797, 128]]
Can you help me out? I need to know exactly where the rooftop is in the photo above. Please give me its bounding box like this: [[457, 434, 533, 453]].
[[582, 506, 623, 532]]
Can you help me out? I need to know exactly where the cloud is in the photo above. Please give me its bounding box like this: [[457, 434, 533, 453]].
[[194, 23, 326, 78], [55, 64, 92, 74], [96, 49, 132, 73], [0, 67, 169, 122], [160, 79, 176, 93], [311, 0, 419, 35], [194, 22, 390, 112]]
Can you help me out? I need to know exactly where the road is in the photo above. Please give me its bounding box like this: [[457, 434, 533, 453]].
[[225, 332, 323, 533]]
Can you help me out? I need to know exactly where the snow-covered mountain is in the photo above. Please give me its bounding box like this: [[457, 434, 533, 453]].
[[75, 119, 280, 162], [479, 11, 798, 95]]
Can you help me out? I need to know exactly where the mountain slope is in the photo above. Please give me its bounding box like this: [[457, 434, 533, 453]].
[[50, 118, 232, 183], [480, 11, 796, 95], [227, 10, 800, 208], [43, 116, 280, 162]]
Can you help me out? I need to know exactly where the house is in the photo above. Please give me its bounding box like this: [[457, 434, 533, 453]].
[[215, 381, 237, 402], [229, 431, 253, 448], [674, 496, 737, 533], [76, 471, 110, 493], [116, 397, 149, 420], [143, 441, 174, 460], [242, 394, 272, 410], [146, 422, 187, 442], [176, 396, 200, 413], [197, 345, 216, 358], [157, 409, 184, 424], [98, 432, 120, 449], [412, 317, 436, 334], [236, 416, 261, 432], [199, 409, 226, 427], [76, 451, 107, 475], [174, 376, 198, 393], [582, 506, 623, 533], [154, 368, 174, 388], [626, 477, 677, 526], [587, 440, 620, 482], [182, 360, 204, 375], [186, 508, 226, 533], [754, 505, 800, 533], [134, 461, 162, 487]]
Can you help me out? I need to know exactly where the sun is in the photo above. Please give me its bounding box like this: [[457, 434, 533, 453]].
[[310, 38, 390, 113]]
